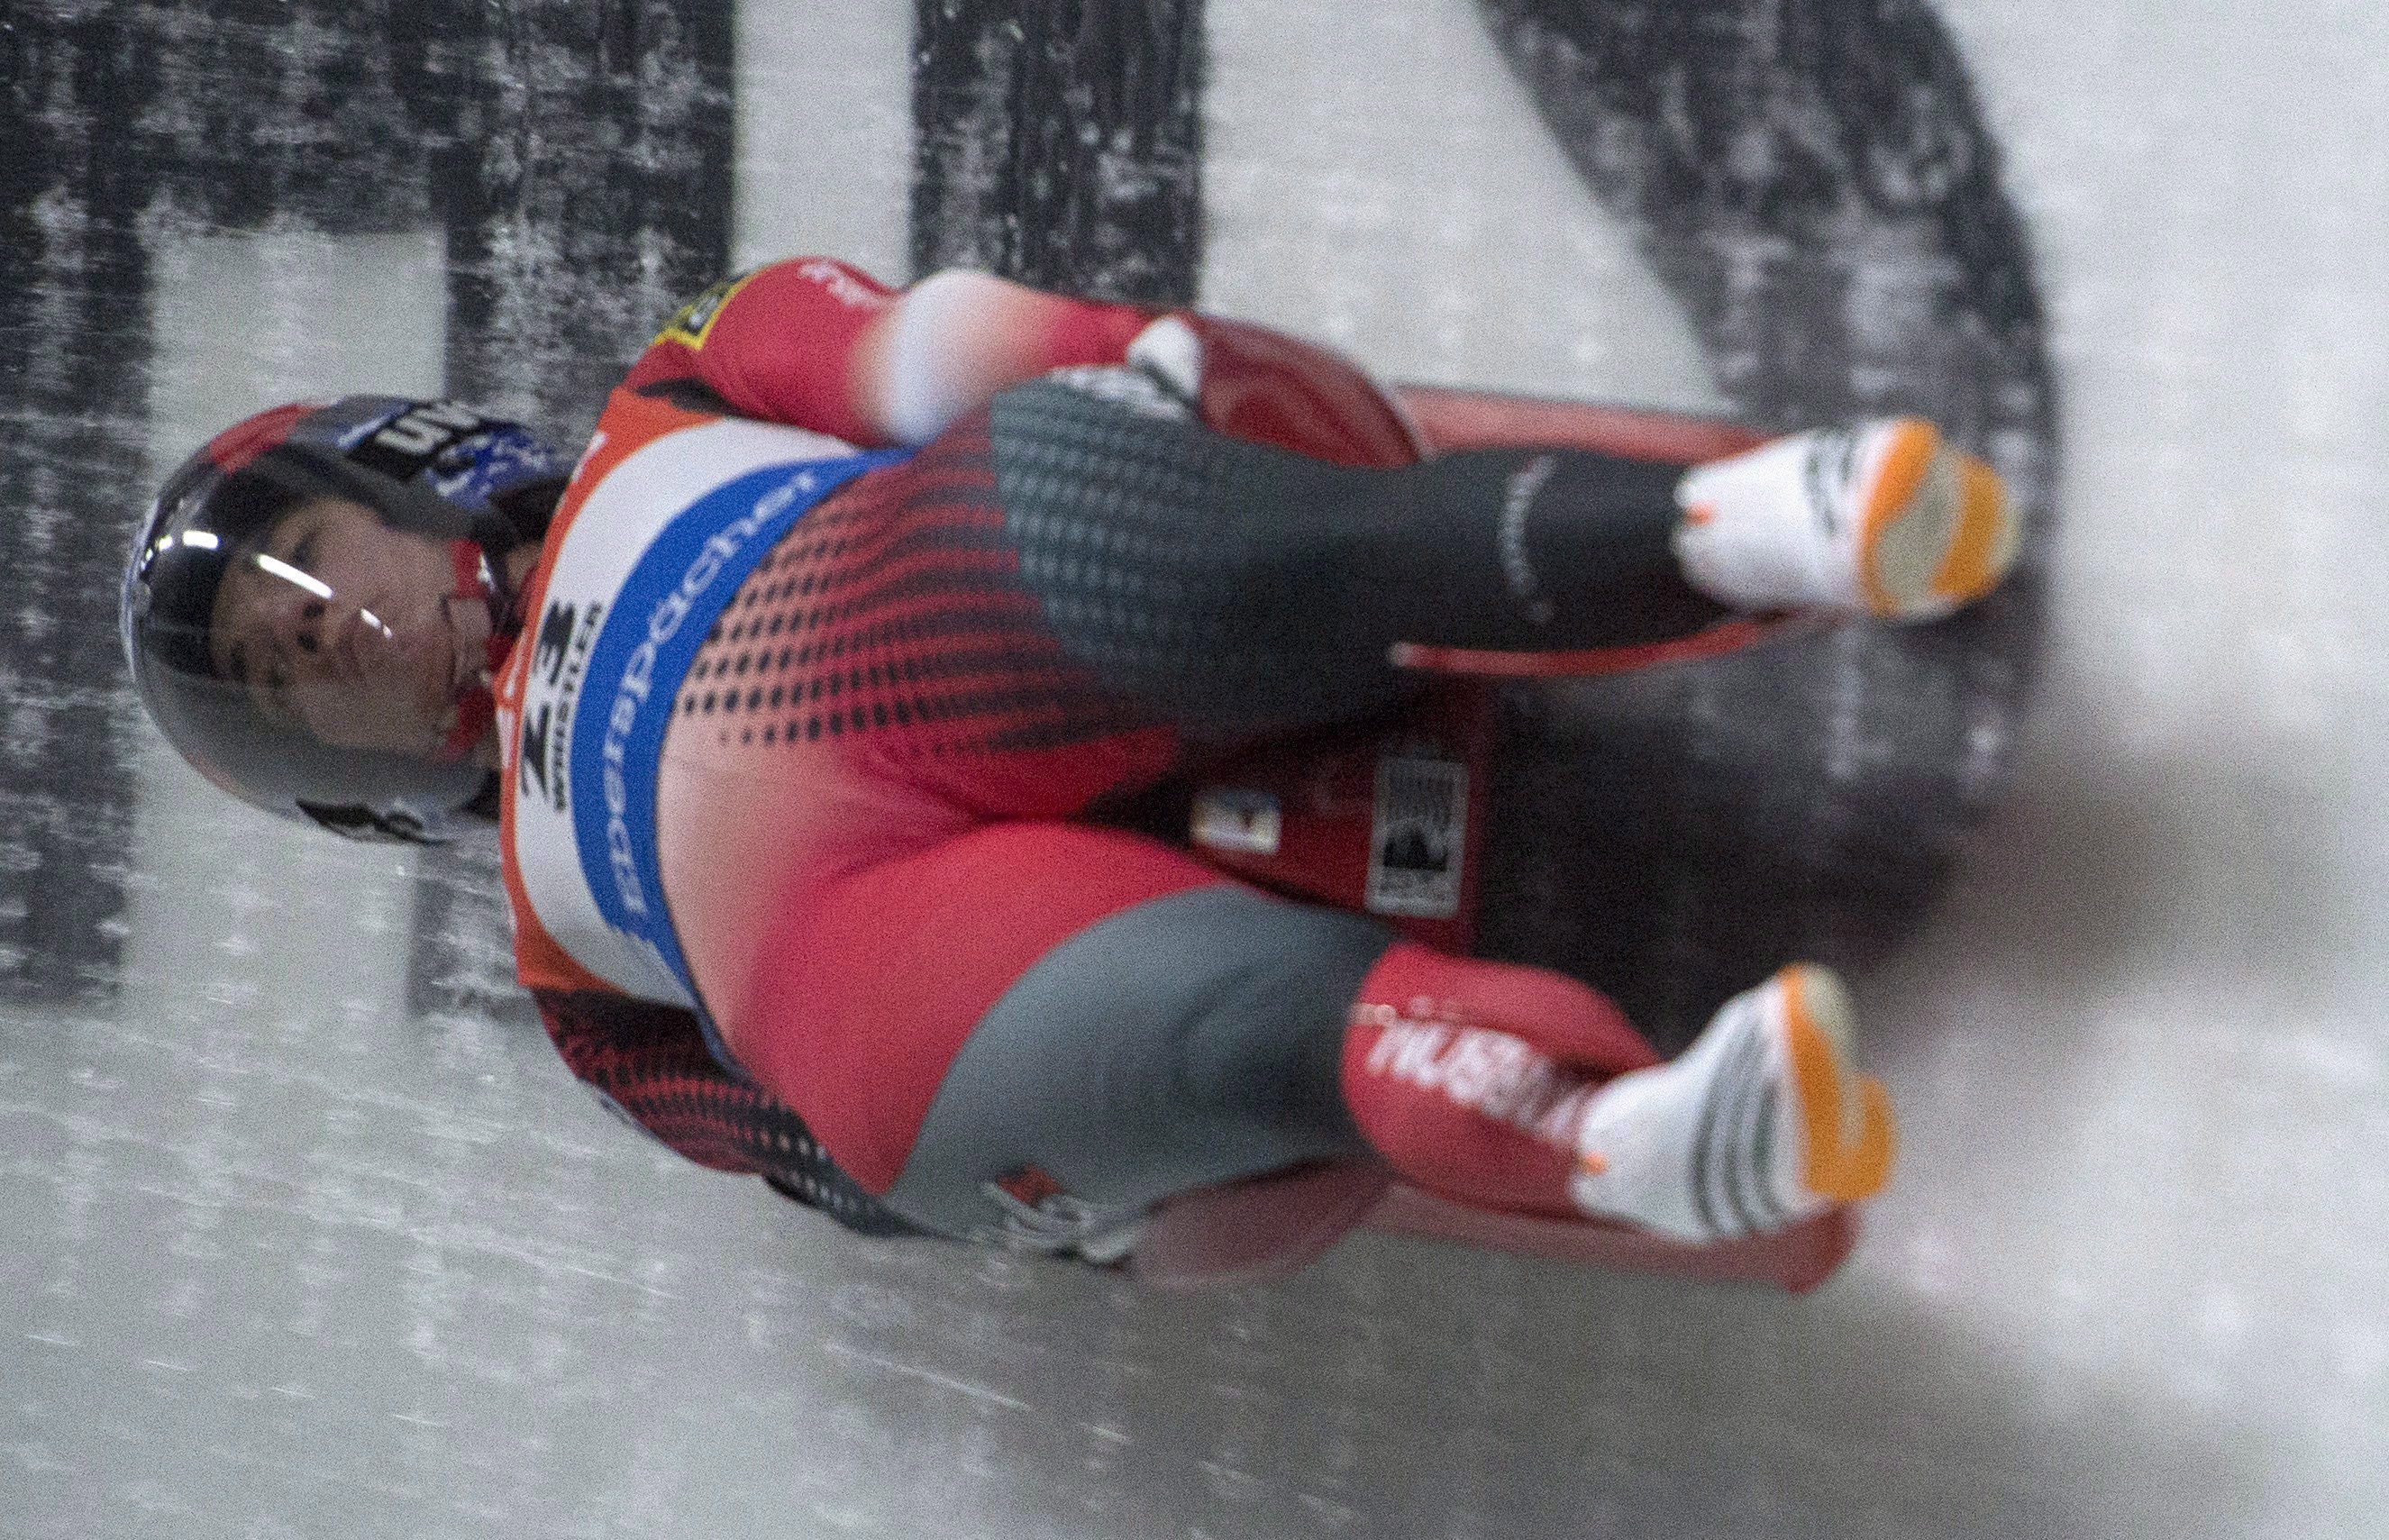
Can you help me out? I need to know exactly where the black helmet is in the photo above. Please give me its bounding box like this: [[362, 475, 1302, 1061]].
[[123, 396, 568, 843]]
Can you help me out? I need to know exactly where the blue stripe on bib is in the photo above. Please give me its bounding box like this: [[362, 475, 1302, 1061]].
[[568, 449, 906, 1066]]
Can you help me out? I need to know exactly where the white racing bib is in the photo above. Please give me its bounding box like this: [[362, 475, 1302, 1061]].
[[509, 418, 906, 1017]]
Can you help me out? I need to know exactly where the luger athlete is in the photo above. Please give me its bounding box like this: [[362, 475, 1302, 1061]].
[[123, 259, 2013, 1269]]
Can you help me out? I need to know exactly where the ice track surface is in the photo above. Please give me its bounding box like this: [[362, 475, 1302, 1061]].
[[4, 2, 2385, 1537]]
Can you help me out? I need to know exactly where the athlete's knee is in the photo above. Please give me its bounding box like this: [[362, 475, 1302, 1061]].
[[1155, 901, 1391, 1134]]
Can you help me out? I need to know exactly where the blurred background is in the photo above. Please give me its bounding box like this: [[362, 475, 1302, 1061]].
[[3, 2, 2384, 1535]]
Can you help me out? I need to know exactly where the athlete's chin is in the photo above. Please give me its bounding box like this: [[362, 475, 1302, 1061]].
[[411, 679, 464, 753], [325, 661, 455, 758], [315, 707, 445, 758], [387, 623, 462, 746]]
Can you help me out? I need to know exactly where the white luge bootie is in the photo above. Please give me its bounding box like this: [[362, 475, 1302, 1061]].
[[1671, 417, 2018, 621], [1567, 965, 1896, 1244]]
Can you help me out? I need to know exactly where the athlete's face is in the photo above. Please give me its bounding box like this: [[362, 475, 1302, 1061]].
[[207, 496, 468, 756]]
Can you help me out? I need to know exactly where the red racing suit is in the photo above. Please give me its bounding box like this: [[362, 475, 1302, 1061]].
[[494, 259, 1690, 1262]]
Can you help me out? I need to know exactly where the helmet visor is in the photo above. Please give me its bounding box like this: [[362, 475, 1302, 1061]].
[[126, 442, 497, 830], [208, 507, 475, 752]]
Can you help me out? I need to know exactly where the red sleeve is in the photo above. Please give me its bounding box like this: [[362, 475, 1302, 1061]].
[[624, 258, 899, 444], [624, 259, 1163, 447]]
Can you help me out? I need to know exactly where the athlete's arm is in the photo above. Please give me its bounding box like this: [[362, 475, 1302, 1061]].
[[626, 258, 1155, 446], [850, 268, 1159, 443], [626, 255, 1427, 473]]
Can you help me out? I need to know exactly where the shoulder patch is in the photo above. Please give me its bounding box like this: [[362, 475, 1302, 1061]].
[[655, 270, 758, 351]]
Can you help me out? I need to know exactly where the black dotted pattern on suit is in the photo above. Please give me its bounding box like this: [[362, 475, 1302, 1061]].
[[987, 378, 1409, 738], [673, 422, 1149, 760]]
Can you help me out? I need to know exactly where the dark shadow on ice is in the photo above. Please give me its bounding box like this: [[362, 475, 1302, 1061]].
[[1885, 715, 2363, 1019], [1482, 580, 2052, 1054], [1467, 0, 2062, 1048]]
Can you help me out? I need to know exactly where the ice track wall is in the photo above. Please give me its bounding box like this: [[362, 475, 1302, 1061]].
[[0, 0, 738, 1015], [2, 0, 2050, 1046]]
